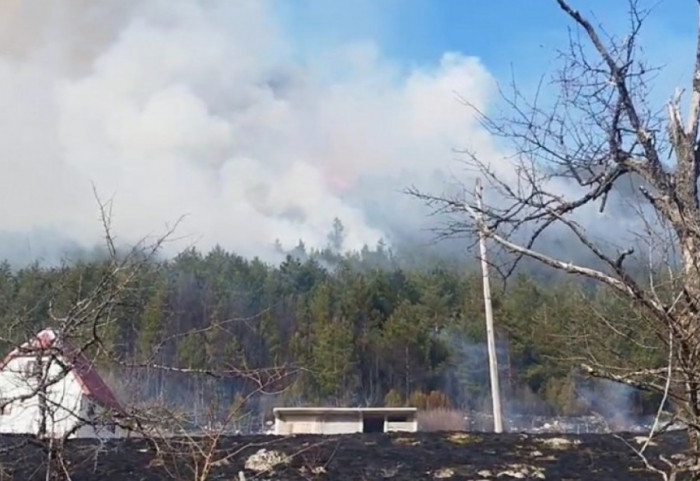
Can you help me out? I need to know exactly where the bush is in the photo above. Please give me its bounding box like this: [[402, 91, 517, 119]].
[[417, 408, 467, 432], [425, 390, 450, 410], [384, 389, 404, 407], [408, 390, 427, 409]]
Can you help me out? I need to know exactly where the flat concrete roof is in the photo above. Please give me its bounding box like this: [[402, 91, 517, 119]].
[[273, 407, 417, 416]]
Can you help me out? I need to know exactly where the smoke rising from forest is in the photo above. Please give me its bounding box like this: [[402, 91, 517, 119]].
[[0, 0, 660, 267], [0, 0, 502, 265], [0, 0, 688, 276]]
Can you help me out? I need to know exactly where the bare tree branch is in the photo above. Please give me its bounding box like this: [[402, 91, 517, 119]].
[[408, 0, 700, 475]]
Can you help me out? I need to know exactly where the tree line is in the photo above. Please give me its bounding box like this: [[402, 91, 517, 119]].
[[0, 230, 665, 420]]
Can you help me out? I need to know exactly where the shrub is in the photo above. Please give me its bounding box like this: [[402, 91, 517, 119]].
[[417, 408, 467, 432], [425, 390, 450, 410], [408, 390, 427, 409], [384, 389, 404, 407]]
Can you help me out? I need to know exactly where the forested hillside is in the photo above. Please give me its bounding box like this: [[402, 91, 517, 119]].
[[0, 227, 665, 423]]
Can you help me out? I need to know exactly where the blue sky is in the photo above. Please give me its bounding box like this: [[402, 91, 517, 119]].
[[280, 0, 697, 98]]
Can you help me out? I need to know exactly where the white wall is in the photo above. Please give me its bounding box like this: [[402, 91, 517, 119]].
[[275, 414, 322, 434], [320, 412, 362, 434], [0, 355, 124, 438], [385, 420, 417, 432], [274, 410, 418, 435], [275, 413, 363, 434]]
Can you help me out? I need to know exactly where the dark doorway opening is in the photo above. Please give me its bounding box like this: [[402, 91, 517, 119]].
[[387, 415, 408, 423], [362, 416, 384, 433]]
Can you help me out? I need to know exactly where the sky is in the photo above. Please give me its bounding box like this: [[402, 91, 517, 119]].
[[0, 0, 696, 265], [282, 0, 694, 83]]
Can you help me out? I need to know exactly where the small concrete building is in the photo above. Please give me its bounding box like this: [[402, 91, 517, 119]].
[[273, 407, 418, 435]]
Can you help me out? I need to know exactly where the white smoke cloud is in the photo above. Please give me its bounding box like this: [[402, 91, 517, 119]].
[[0, 0, 506, 262]]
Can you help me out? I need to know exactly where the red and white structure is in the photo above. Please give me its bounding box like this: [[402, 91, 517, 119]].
[[0, 328, 128, 438]]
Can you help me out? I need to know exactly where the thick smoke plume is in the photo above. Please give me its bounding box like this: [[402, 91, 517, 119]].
[[0, 0, 507, 264]]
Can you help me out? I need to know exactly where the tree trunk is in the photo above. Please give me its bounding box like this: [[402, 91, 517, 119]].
[[688, 422, 700, 471], [37, 391, 47, 438], [671, 238, 700, 477], [37, 357, 47, 438]]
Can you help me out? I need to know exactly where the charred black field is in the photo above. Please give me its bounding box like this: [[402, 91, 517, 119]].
[[0, 430, 690, 481]]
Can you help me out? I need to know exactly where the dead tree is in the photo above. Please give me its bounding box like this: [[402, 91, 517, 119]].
[[0, 191, 304, 480], [134, 367, 297, 481], [409, 0, 700, 478], [0, 195, 300, 480], [0, 194, 185, 480]]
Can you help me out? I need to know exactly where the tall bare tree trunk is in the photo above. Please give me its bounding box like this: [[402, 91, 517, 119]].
[[407, 0, 700, 477]]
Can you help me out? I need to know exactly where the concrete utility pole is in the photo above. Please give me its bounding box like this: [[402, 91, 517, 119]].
[[475, 177, 503, 433]]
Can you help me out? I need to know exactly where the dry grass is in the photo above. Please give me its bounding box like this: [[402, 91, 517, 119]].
[[417, 409, 468, 432], [445, 432, 481, 445], [393, 437, 421, 446]]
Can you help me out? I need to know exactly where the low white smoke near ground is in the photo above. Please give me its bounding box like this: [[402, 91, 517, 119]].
[[0, 0, 509, 264]]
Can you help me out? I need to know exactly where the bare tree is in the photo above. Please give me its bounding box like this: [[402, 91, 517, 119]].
[[133, 367, 296, 481], [0, 211, 317, 481], [408, 0, 700, 478], [0, 195, 298, 480], [0, 196, 182, 479]]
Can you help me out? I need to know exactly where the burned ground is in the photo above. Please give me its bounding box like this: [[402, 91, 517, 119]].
[[0, 430, 690, 480]]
